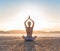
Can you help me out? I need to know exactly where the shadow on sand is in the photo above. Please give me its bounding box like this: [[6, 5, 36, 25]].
[[18, 40, 45, 51]]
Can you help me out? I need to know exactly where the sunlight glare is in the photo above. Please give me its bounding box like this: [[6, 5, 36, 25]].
[[3, 5, 52, 31]]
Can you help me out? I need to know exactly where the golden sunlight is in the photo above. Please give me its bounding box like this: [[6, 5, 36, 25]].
[[2, 5, 53, 31]]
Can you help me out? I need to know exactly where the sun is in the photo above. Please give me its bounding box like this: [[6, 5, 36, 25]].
[[3, 5, 51, 31]]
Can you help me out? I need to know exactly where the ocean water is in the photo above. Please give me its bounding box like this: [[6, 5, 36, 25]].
[[0, 33, 60, 51]]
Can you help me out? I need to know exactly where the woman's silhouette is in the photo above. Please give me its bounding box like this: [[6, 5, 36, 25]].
[[23, 16, 36, 41]]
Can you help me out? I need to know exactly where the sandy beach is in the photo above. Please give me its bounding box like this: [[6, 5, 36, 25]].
[[0, 36, 60, 51]]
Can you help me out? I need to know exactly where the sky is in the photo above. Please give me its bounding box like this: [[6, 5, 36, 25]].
[[0, 0, 60, 31]]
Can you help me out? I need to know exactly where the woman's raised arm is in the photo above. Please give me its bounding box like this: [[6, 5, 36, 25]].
[[30, 18, 34, 27], [24, 18, 29, 27]]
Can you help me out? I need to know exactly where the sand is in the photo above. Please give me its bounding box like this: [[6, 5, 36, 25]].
[[0, 36, 60, 51]]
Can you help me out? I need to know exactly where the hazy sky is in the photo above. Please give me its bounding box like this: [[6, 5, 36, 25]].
[[0, 0, 60, 31]]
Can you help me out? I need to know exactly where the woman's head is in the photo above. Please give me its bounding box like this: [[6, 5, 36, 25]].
[[28, 21, 31, 26]]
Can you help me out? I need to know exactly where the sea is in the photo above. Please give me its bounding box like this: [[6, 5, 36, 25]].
[[0, 33, 60, 51]]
